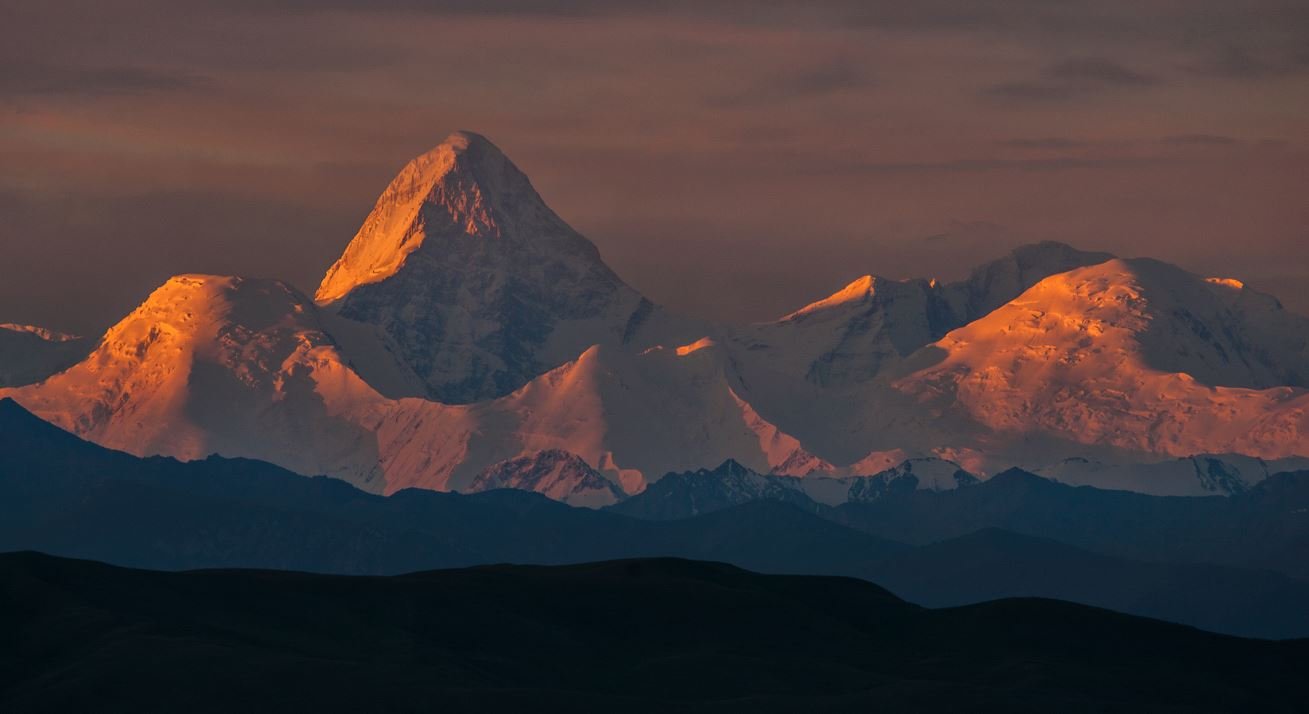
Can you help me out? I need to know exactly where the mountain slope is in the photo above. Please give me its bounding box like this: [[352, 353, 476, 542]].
[[0, 275, 395, 490], [0, 323, 88, 387], [466, 450, 626, 507], [10, 250, 1307, 498], [316, 131, 695, 404], [4, 552, 1307, 713], [369, 340, 827, 495], [894, 258, 1309, 469], [6, 130, 1309, 497], [725, 242, 1113, 390], [1, 275, 816, 498], [719, 242, 1116, 464]]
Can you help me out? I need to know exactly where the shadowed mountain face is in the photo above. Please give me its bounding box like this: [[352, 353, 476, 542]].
[[5, 398, 1309, 640], [0, 324, 88, 388], [3, 551, 1308, 714]]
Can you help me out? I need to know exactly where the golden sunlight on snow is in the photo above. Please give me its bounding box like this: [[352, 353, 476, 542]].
[[675, 337, 717, 356]]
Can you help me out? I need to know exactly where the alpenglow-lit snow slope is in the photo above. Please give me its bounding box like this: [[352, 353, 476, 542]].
[[1, 275, 817, 504], [894, 258, 1309, 461], [4, 131, 1309, 502]]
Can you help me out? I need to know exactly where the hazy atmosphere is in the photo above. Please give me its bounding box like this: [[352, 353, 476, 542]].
[[3, 0, 1307, 333]]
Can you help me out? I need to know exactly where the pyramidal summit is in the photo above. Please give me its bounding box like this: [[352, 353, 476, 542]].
[[315, 130, 692, 404], [3, 131, 1308, 506]]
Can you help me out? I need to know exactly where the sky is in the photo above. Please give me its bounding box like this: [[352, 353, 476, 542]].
[[1, 0, 1307, 334]]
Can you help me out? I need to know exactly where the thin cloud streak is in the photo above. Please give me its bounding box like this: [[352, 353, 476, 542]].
[[984, 57, 1158, 103]]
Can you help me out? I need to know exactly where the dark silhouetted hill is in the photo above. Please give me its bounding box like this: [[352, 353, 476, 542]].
[[2, 551, 1307, 713]]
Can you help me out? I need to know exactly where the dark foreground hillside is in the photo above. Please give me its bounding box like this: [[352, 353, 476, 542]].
[[1, 552, 1306, 713]]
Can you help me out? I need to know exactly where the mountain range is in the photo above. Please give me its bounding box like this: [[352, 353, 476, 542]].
[[3, 130, 1308, 504], [4, 397, 1308, 640]]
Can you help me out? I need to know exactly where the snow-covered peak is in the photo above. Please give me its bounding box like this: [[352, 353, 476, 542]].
[[895, 256, 1309, 461], [701, 458, 760, 478], [727, 241, 1116, 399], [144, 274, 313, 327], [438, 129, 502, 161], [0, 323, 81, 343], [309, 131, 672, 404], [0, 273, 388, 480], [316, 131, 556, 305], [978, 257, 1309, 388], [941, 240, 1115, 319], [783, 275, 876, 320], [467, 449, 626, 507], [18, 273, 326, 396]]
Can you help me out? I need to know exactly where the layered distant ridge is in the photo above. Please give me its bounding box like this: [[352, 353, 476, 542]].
[[0, 323, 88, 387]]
